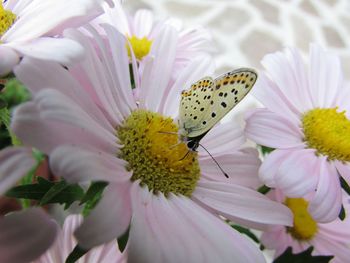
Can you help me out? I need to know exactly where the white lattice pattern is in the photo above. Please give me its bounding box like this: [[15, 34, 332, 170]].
[[125, 0, 350, 74]]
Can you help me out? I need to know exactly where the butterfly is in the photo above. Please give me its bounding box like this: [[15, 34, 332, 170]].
[[179, 68, 258, 153]]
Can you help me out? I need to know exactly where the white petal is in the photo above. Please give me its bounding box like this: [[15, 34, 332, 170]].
[[309, 44, 343, 108], [252, 74, 301, 125], [50, 145, 130, 184], [200, 121, 246, 155], [14, 57, 115, 131], [128, 184, 265, 263], [0, 208, 58, 263], [193, 181, 293, 228], [0, 147, 35, 195], [199, 149, 262, 188], [261, 47, 312, 112], [308, 159, 342, 223], [9, 37, 84, 65], [274, 149, 319, 197], [0, 46, 19, 76], [3, 0, 106, 42], [12, 97, 117, 155], [76, 182, 132, 249], [132, 9, 154, 38], [245, 108, 304, 149], [139, 26, 178, 112]]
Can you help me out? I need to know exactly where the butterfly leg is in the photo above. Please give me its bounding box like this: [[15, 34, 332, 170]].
[[179, 150, 190, 161]]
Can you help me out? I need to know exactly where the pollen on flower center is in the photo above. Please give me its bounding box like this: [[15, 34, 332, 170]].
[[126, 35, 153, 60], [0, 4, 16, 37], [302, 108, 350, 162], [285, 198, 317, 241], [117, 110, 200, 196]]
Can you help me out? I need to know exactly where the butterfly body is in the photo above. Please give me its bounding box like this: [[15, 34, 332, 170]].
[[179, 68, 258, 151]]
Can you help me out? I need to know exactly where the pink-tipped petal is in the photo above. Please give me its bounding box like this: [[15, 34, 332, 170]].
[[259, 149, 293, 187], [0, 147, 35, 195], [66, 26, 136, 123], [193, 181, 293, 228], [101, 24, 137, 111], [251, 74, 301, 125], [3, 0, 106, 42], [0, 208, 58, 263], [318, 218, 350, 244], [35, 214, 125, 263], [33, 88, 116, 143], [309, 44, 343, 108], [200, 121, 246, 156], [199, 149, 261, 188], [312, 235, 350, 263], [261, 48, 311, 112], [308, 159, 342, 223], [132, 9, 153, 38], [0, 46, 19, 76], [274, 149, 319, 197], [245, 108, 304, 149], [76, 182, 132, 249], [128, 184, 265, 263], [50, 145, 130, 184], [12, 100, 117, 155], [139, 26, 178, 112], [14, 57, 115, 131], [9, 37, 84, 65]]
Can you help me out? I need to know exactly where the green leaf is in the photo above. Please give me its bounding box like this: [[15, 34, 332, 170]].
[[19, 149, 45, 208], [2, 77, 30, 108], [81, 181, 108, 217], [340, 176, 350, 195], [230, 224, 259, 243], [117, 226, 130, 252], [260, 145, 275, 155], [0, 96, 7, 109], [257, 185, 271, 195], [65, 245, 89, 263], [273, 247, 333, 263], [40, 180, 68, 206], [338, 205, 346, 221], [80, 181, 108, 205], [6, 177, 84, 209], [0, 107, 21, 146]]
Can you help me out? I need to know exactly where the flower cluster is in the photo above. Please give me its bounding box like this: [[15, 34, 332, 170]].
[[0, 0, 349, 262]]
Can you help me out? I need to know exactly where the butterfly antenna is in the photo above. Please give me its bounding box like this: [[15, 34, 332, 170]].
[[199, 144, 229, 178]]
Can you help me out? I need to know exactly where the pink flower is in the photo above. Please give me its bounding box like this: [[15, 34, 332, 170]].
[[12, 24, 292, 262], [92, 0, 215, 78], [0, 208, 58, 263], [0, 147, 58, 263], [0, 0, 114, 76], [34, 214, 125, 263], [261, 190, 350, 263], [245, 44, 350, 223]]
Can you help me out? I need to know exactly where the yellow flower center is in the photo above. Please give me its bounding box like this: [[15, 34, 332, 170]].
[[126, 35, 153, 60], [0, 3, 16, 37], [302, 108, 350, 161], [285, 198, 318, 241], [117, 110, 200, 197]]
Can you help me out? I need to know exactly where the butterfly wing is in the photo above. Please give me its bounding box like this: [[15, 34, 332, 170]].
[[179, 77, 215, 134], [185, 68, 257, 138]]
